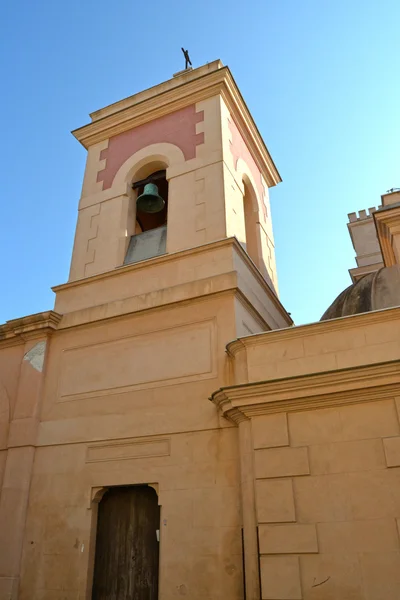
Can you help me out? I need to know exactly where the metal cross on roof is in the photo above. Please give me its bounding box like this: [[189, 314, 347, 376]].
[[181, 48, 192, 70]]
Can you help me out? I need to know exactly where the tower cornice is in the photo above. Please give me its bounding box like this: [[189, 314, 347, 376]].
[[72, 62, 281, 187], [0, 310, 62, 347]]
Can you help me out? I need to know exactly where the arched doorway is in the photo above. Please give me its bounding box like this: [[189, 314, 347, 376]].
[[92, 485, 160, 600]]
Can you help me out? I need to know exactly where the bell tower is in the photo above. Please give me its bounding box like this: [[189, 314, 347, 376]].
[[55, 61, 291, 333], [1, 61, 292, 600]]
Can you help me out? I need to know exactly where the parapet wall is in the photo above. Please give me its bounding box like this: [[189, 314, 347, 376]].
[[347, 205, 383, 279], [348, 205, 382, 223]]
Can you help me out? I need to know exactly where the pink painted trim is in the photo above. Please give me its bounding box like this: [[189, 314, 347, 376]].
[[97, 105, 204, 189]]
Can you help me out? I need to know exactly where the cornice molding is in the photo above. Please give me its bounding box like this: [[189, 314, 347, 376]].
[[374, 206, 400, 267], [72, 70, 224, 146], [227, 304, 400, 357], [231, 242, 292, 326], [0, 311, 62, 346], [349, 263, 384, 284], [53, 238, 291, 327], [51, 238, 291, 332], [72, 66, 280, 188], [53, 237, 238, 292], [89, 61, 224, 121], [211, 359, 400, 423], [56, 273, 238, 331], [219, 70, 281, 186]]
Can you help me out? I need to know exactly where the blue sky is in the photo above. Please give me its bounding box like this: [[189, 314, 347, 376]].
[[1, 0, 399, 325]]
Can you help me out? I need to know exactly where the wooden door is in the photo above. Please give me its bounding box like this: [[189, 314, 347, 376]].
[[92, 486, 160, 600]]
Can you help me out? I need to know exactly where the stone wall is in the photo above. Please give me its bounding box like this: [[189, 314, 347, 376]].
[[253, 399, 400, 599], [213, 306, 400, 600]]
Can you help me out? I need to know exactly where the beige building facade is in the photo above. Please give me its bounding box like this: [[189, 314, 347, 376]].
[[1, 61, 400, 600]]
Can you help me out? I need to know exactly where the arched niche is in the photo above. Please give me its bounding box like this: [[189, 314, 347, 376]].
[[235, 160, 264, 272], [242, 177, 263, 269]]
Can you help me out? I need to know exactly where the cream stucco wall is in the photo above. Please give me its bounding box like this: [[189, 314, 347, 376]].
[[15, 293, 241, 600], [213, 306, 400, 600]]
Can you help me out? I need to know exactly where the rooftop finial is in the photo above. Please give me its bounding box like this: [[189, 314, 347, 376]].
[[181, 48, 192, 70]]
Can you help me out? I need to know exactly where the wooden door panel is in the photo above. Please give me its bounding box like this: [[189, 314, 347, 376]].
[[92, 486, 160, 600]]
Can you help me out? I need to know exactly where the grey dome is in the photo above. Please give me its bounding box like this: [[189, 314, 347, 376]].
[[320, 265, 400, 321]]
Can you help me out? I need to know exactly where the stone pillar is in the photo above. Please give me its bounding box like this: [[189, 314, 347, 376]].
[[238, 416, 260, 600]]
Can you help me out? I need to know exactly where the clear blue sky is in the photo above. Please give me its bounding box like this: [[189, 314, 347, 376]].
[[1, 0, 399, 325]]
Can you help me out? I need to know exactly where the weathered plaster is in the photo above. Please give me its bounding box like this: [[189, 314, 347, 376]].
[[23, 341, 46, 373]]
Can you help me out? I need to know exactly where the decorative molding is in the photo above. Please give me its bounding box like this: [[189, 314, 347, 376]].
[[56, 272, 237, 332], [219, 70, 281, 187], [88, 486, 109, 509], [211, 359, 400, 423], [53, 237, 235, 292], [223, 407, 250, 424], [52, 237, 291, 326], [349, 263, 384, 284], [232, 244, 292, 327], [89, 61, 223, 121], [374, 205, 400, 267], [226, 337, 246, 359], [72, 66, 281, 188], [74, 76, 222, 146], [148, 483, 160, 499], [87, 483, 160, 509], [86, 438, 170, 463], [227, 305, 400, 357], [0, 311, 62, 346]]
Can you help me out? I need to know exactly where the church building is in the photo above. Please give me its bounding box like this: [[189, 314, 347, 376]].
[[1, 60, 400, 600]]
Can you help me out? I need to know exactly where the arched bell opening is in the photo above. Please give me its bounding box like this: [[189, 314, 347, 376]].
[[133, 169, 169, 233], [124, 164, 169, 265]]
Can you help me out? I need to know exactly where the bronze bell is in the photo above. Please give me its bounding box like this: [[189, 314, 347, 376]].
[[136, 183, 165, 214]]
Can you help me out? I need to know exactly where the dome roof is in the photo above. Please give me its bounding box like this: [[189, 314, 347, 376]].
[[320, 265, 400, 321]]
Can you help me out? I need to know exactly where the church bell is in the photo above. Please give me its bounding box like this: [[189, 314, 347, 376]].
[[136, 183, 165, 214]]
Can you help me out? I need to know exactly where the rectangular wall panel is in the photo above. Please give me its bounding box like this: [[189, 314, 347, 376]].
[[57, 319, 216, 401], [86, 438, 170, 463]]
